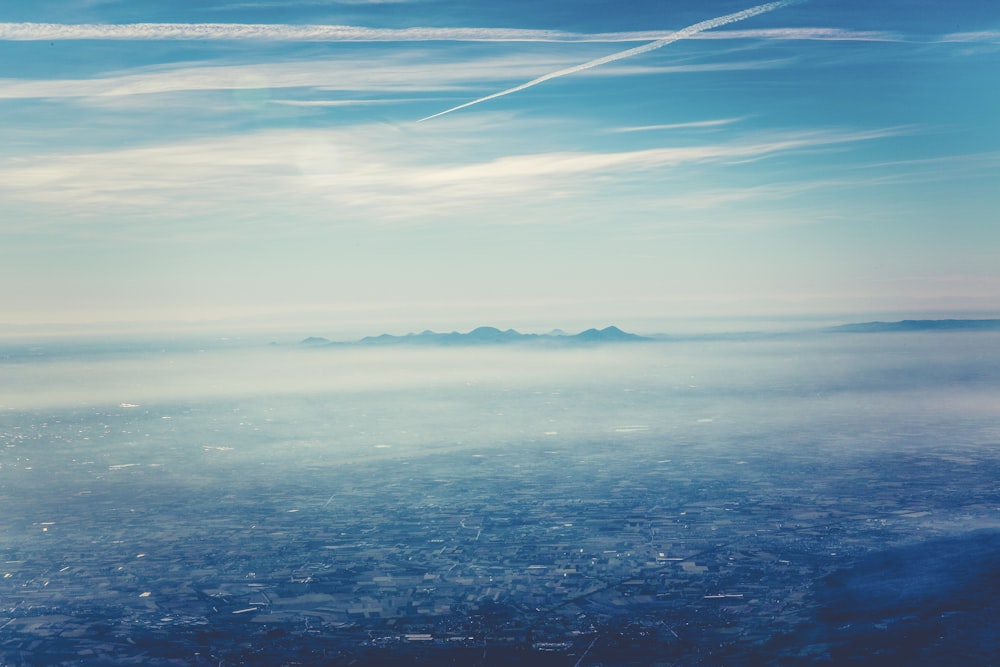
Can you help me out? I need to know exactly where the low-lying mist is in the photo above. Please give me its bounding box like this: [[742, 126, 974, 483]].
[[3, 331, 998, 469]]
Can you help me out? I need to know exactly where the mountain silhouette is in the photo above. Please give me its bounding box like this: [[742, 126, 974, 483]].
[[302, 326, 649, 347]]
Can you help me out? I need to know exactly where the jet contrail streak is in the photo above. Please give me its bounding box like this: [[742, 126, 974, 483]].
[[418, 0, 806, 122]]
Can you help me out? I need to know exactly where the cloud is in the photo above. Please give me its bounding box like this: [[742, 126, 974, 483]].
[[862, 151, 1000, 170], [593, 58, 794, 76], [269, 97, 430, 107], [0, 54, 792, 103], [0, 124, 902, 234], [612, 118, 746, 133], [0, 22, 900, 44], [0, 22, 625, 42], [697, 27, 903, 42], [648, 178, 866, 211], [938, 32, 1000, 44], [0, 53, 579, 100], [853, 151, 1000, 187], [406, 128, 902, 184]]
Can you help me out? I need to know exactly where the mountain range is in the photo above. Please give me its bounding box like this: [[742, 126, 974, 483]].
[[301, 326, 649, 347], [299, 319, 1000, 347]]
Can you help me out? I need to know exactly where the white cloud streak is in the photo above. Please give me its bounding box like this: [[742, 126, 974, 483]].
[[612, 118, 746, 133], [0, 22, 893, 45], [408, 128, 898, 183], [938, 31, 1000, 44], [0, 22, 639, 42], [417, 0, 808, 121], [270, 98, 426, 107], [0, 55, 790, 102], [0, 54, 574, 100], [698, 27, 902, 42], [0, 124, 898, 232]]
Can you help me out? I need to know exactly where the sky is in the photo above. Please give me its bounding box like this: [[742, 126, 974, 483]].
[[1, 0, 998, 337]]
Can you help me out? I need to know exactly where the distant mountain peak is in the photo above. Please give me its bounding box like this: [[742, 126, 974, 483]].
[[574, 326, 645, 342], [299, 336, 332, 345]]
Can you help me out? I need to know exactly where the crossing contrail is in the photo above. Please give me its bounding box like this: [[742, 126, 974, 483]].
[[418, 0, 806, 122]]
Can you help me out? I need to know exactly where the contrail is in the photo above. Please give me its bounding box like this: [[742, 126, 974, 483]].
[[418, 0, 806, 122]]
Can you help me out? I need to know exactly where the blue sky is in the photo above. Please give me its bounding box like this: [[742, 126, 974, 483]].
[[1, 0, 998, 335]]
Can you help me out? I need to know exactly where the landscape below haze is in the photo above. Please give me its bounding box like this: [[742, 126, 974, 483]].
[[2, 319, 999, 665]]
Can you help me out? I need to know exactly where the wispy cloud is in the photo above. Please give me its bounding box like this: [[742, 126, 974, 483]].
[[409, 128, 901, 182], [0, 22, 628, 42], [597, 58, 794, 76], [651, 178, 869, 210], [861, 151, 1000, 170], [0, 54, 576, 100], [853, 151, 1000, 187], [697, 27, 903, 42], [0, 124, 901, 233], [270, 97, 430, 107], [0, 54, 791, 103], [938, 31, 1000, 44], [0, 22, 899, 44], [612, 118, 746, 133]]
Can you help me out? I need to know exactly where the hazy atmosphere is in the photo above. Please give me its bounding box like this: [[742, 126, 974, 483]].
[[2, 0, 1000, 664], [1, 0, 998, 335]]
